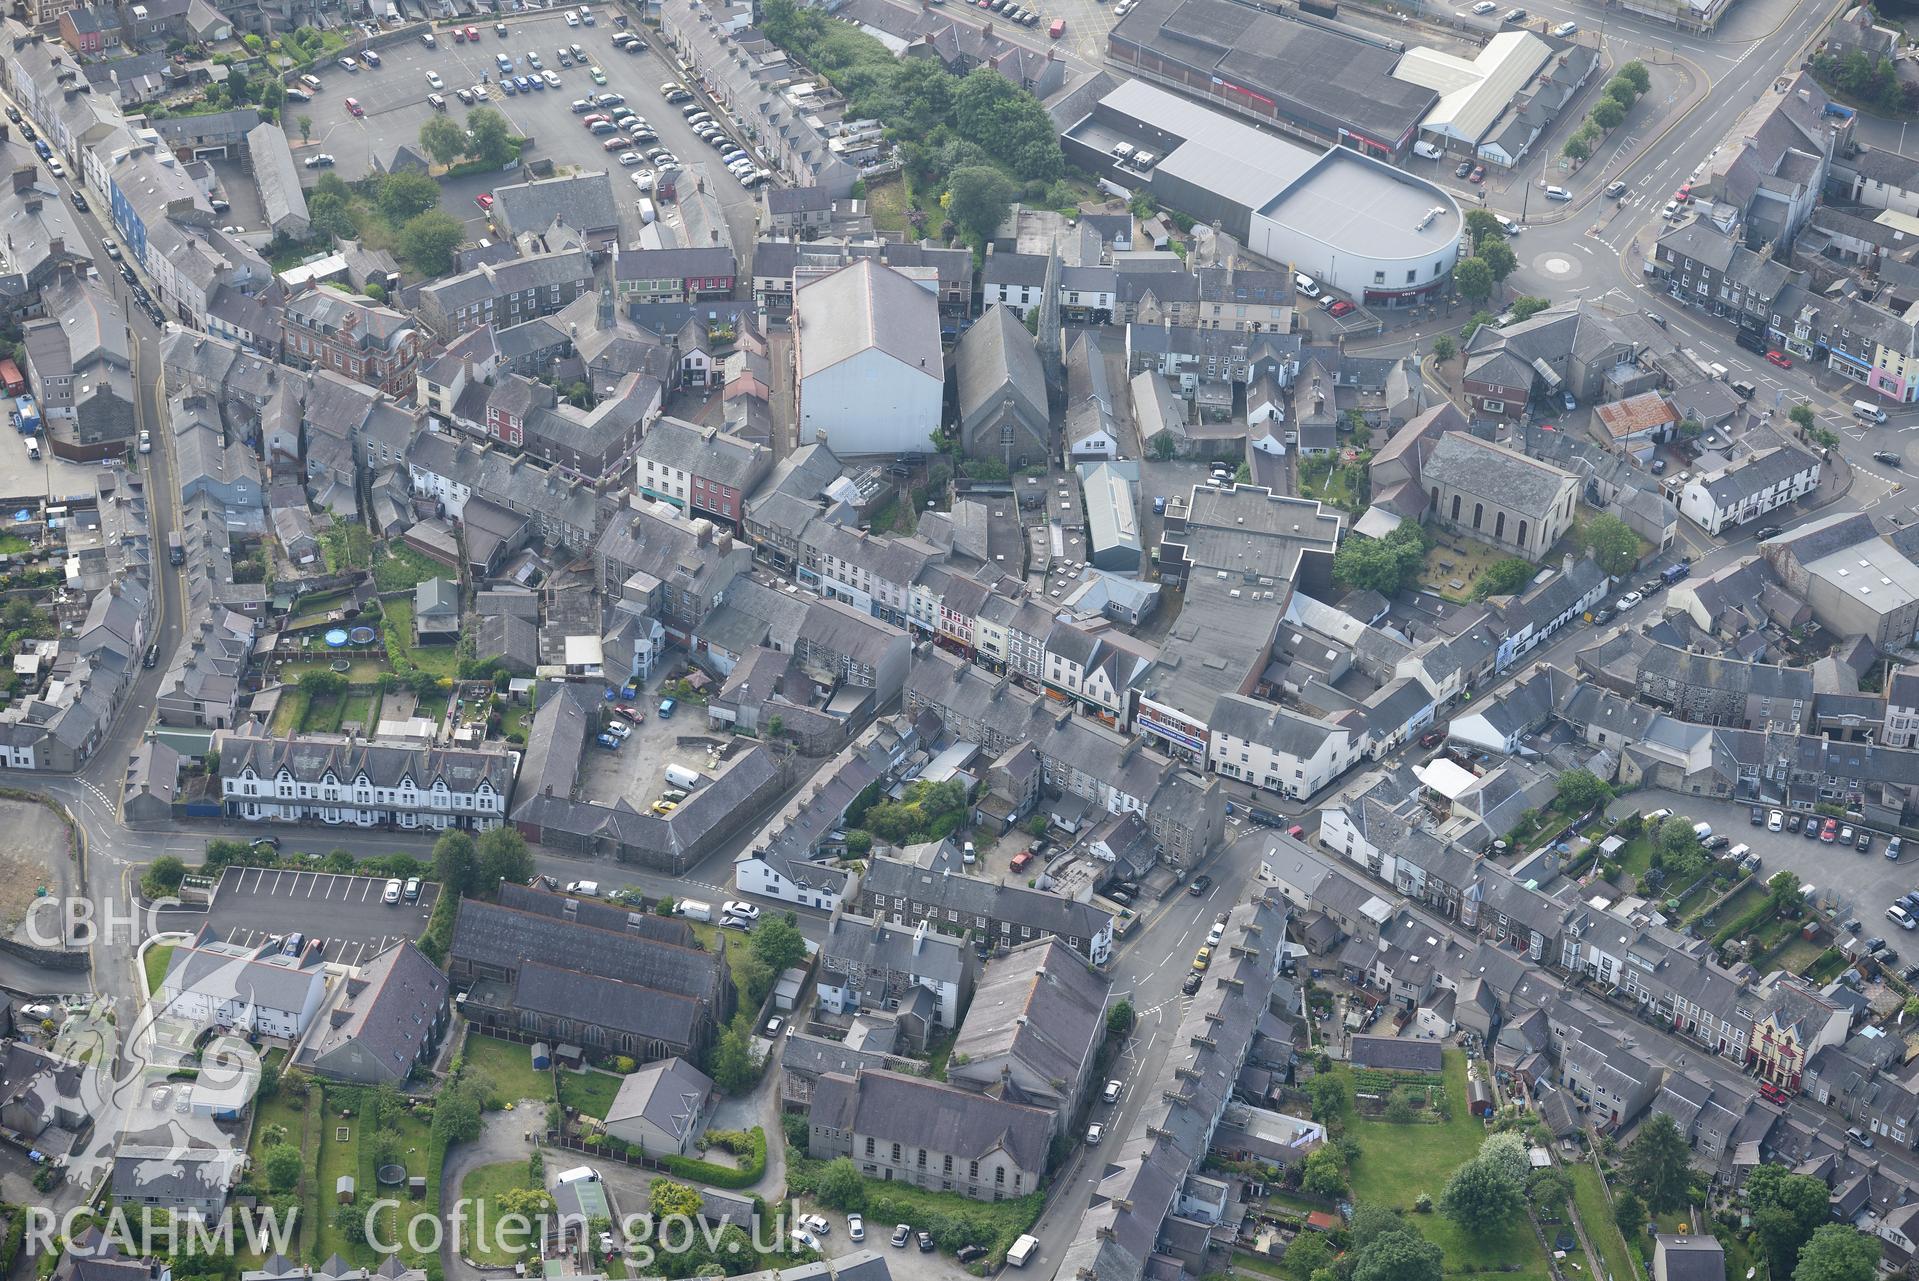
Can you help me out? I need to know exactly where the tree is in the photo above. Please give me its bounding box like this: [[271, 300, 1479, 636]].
[[1300, 1147, 1347, 1198], [398, 211, 464, 276], [650, 1180, 704, 1219], [1351, 1228, 1444, 1281], [1793, 1225, 1879, 1281], [1383, 1088, 1420, 1124], [1619, 60, 1651, 93], [1333, 522, 1428, 595], [1563, 132, 1591, 162], [1623, 1115, 1691, 1211], [1478, 237, 1518, 282], [1767, 868, 1802, 914], [498, 1187, 556, 1220], [299, 668, 347, 701], [709, 1016, 756, 1094], [432, 830, 476, 897], [1107, 999, 1135, 1036], [1465, 208, 1505, 248], [1556, 769, 1612, 815], [1750, 1164, 1834, 1276], [298, 114, 314, 143], [815, 1157, 866, 1211], [466, 106, 517, 169], [1614, 1188, 1646, 1236], [950, 67, 1062, 182], [1527, 1168, 1572, 1218], [1659, 816, 1701, 859], [1432, 334, 1456, 362], [420, 114, 468, 167], [263, 1143, 303, 1192], [1463, 310, 1495, 343], [1304, 1072, 1348, 1121], [475, 827, 534, 893], [1440, 1137, 1526, 1235], [1605, 76, 1640, 108], [143, 855, 188, 898], [751, 914, 806, 974], [431, 1078, 483, 1145], [945, 165, 1016, 246], [1510, 295, 1552, 322], [333, 1202, 368, 1244], [1349, 1206, 1411, 1252], [1453, 256, 1494, 305], [1592, 96, 1627, 131], [308, 191, 357, 241], [1286, 1233, 1332, 1277], [378, 171, 441, 223], [1473, 558, 1534, 599], [1581, 512, 1640, 576]]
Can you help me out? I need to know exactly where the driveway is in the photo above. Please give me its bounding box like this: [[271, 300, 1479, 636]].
[[439, 1088, 545, 1281]]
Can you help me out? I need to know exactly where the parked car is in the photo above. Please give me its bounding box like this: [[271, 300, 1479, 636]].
[[1181, 971, 1203, 995], [1859, 831, 1875, 853], [383, 878, 403, 904], [1329, 299, 1356, 317], [848, 1216, 864, 1243], [1189, 874, 1213, 895], [1890, 836, 1904, 861], [1102, 1079, 1123, 1103], [1768, 809, 1783, 831], [1750, 805, 1764, 825], [1822, 818, 1839, 842], [1766, 350, 1793, 369], [890, 1225, 911, 1249], [916, 1232, 935, 1254], [1842, 824, 1856, 844]]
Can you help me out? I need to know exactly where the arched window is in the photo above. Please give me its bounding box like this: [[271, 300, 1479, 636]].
[[1495, 512, 1506, 540], [1518, 519, 1529, 547], [1473, 503, 1484, 530], [1451, 494, 1461, 520], [1431, 487, 1440, 511]]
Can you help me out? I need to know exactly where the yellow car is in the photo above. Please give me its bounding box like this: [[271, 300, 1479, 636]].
[[1192, 947, 1211, 971], [651, 799, 678, 815]]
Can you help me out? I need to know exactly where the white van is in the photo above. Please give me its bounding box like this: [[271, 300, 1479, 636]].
[[1008, 1236, 1040, 1269], [1854, 399, 1889, 424], [564, 879, 601, 896], [24, 437, 40, 460], [1494, 213, 1520, 236], [1294, 273, 1321, 299], [1692, 821, 1712, 840], [555, 1166, 599, 1186], [1726, 843, 1751, 863], [1412, 140, 1443, 160]]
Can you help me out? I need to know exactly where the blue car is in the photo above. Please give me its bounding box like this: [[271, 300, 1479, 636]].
[[526, 73, 544, 90], [499, 77, 517, 94], [516, 75, 533, 92], [658, 697, 677, 719], [33, 139, 50, 158], [596, 732, 621, 749]]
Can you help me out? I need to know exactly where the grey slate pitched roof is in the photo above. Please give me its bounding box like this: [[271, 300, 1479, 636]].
[[512, 961, 704, 1045], [1420, 432, 1577, 521], [450, 897, 720, 1002], [954, 303, 1047, 429], [811, 1068, 1053, 1170]]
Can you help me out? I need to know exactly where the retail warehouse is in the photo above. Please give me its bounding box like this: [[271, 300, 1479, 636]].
[[1063, 81, 1463, 306]]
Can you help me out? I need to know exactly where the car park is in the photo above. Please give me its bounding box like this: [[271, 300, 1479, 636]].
[[527, 50, 543, 68], [1750, 805, 1764, 825], [1329, 300, 1356, 317], [383, 878, 403, 904], [1842, 824, 1856, 844], [360, 48, 380, 66], [500, 77, 517, 95], [1787, 812, 1803, 832]]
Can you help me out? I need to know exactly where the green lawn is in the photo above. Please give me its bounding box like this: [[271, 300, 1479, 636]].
[[373, 544, 452, 593], [315, 1096, 366, 1263], [144, 944, 173, 994], [1612, 835, 1656, 879], [462, 1031, 555, 1107], [558, 1067, 624, 1120], [458, 1161, 539, 1266], [1569, 1163, 1643, 1281], [1348, 1051, 1552, 1281], [339, 689, 380, 733], [269, 689, 310, 736], [383, 600, 461, 677], [501, 701, 533, 742], [278, 657, 391, 684]]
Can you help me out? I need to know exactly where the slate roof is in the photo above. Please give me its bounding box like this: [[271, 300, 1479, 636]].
[[492, 171, 621, 237], [1420, 432, 1577, 520], [950, 937, 1109, 1096], [511, 961, 705, 1045], [220, 731, 512, 796], [300, 940, 446, 1081], [859, 855, 1113, 942], [810, 1068, 1053, 1170], [450, 897, 720, 1001], [795, 259, 942, 382], [605, 1055, 714, 1137], [954, 303, 1048, 429]]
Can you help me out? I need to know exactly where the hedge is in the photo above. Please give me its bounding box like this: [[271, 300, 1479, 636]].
[[858, 1185, 1043, 1261], [662, 1127, 766, 1189], [1711, 899, 1779, 948]]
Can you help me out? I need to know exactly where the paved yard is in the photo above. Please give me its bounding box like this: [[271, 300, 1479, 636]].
[[575, 695, 726, 818], [152, 865, 439, 966], [287, 12, 760, 251], [1610, 789, 1918, 924]]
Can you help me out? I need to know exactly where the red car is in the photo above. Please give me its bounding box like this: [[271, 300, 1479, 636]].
[[474, 192, 494, 209], [1286, 824, 1306, 840], [614, 703, 644, 721], [1468, 164, 1486, 183], [344, 96, 364, 117], [1766, 350, 1792, 369], [1675, 183, 1692, 202], [1329, 299, 1356, 317], [1759, 1082, 1791, 1106], [1821, 817, 1839, 842], [466, 24, 479, 38]]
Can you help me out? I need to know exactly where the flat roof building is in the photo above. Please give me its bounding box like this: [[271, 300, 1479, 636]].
[[1106, 0, 1437, 157], [1063, 81, 1461, 306]]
